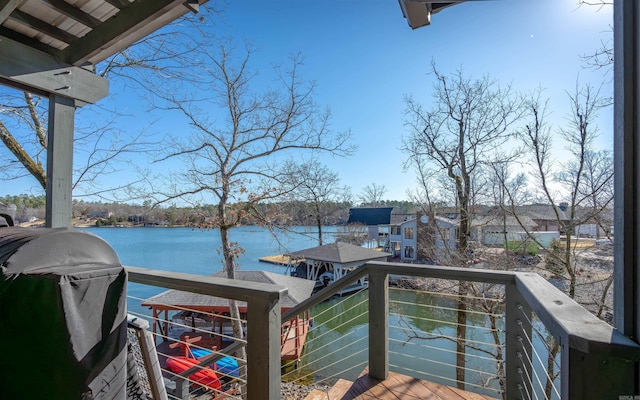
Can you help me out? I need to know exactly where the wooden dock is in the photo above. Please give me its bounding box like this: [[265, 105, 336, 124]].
[[258, 254, 292, 266], [304, 368, 497, 400]]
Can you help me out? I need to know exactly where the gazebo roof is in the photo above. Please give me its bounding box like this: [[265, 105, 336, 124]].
[[287, 242, 391, 264], [141, 270, 315, 311]]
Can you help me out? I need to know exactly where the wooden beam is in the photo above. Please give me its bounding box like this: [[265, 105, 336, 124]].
[[60, 0, 190, 65], [41, 0, 102, 29], [45, 94, 75, 228], [368, 269, 389, 380], [10, 9, 78, 44], [126, 266, 286, 304], [0, 0, 22, 25], [0, 36, 108, 104], [613, 0, 640, 345], [103, 0, 130, 9], [0, 26, 57, 55], [246, 294, 281, 400], [505, 281, 532, 399]]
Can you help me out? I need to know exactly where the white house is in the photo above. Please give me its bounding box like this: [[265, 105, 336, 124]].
[[388, 213, 458, 263]]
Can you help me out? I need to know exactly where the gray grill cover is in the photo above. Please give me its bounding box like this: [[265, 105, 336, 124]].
[[0, 227, 127, 400]]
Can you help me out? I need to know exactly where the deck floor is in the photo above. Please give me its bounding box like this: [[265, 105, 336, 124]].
[[343, 368, 498, 400]]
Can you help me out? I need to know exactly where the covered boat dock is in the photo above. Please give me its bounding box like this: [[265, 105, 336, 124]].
[[286, 242, 391, 294], [142, 270, 315, 361]]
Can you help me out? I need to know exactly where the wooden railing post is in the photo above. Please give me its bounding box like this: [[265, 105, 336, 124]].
[[368, 267, 389, 380], [247, 294, 283, 400], [505, 281, 532, 400], [514, 272, 640, 400], [561, 338, 638, 400], [174, 379, 189, 400]]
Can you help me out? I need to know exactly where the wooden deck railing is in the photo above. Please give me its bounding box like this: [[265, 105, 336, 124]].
[[282, 261, 640, 400], [126, 266, 286, 400], [127, 262, 640, 400]]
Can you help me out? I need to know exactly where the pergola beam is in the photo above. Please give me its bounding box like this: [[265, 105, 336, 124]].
[[0, 36, 108, 105], [60, 0, 191, 65], [0, 0, 21, 24]]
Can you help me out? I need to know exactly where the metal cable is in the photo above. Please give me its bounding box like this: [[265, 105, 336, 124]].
[[390, 298, 504, 318], [388, 326, 503, 349], [388, 362, 502, 393], [389, 349, 498, 377], [390, 287, 506, 303], [388, 337, 499, 363], [516, 322, 561, 399], [389, 312, 504, 333]]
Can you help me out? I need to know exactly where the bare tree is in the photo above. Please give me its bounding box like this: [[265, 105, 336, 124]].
[[358, 182, 387, 207], [509, 85, 611, 399], [572, 149, 614, 240], [147, 41, 351, 386], [281, 158, 348, 245], [403, 63, 523, 389], [517, 85, 609, 298], [578, 0, 613, 96], [0, 91, 154, 199], [0, 8, 223, 199]]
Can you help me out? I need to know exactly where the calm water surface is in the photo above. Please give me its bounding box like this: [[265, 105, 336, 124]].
[[82, 225, 337, 309], [83, 226, 521, 397]]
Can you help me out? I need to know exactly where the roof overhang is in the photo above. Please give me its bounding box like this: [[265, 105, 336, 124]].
[[398, 1, 464, 29], [0, 0, 207, 103]]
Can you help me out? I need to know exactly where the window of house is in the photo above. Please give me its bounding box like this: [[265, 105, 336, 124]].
[[404, 246, 414, 259], [404, 227, 414, 239], [391, 226, 401, 235]]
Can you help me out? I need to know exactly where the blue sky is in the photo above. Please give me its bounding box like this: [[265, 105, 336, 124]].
[[2, 0, 613, 203]]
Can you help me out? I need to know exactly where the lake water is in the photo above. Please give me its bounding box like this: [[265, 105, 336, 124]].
[[82, 225, 335, 274], [82, 226, 525, 398], [82, 225, 338, 311]]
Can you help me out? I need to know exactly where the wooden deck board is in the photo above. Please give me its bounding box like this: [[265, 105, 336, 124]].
[[332, 368, 498, 400]]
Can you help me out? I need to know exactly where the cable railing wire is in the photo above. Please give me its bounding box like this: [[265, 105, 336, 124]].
[[390, 348, 499, 379], [127, 307, 248, 345], [282, 291, 368, 385], [282, 347, 368, 384], [516, 344, 548, 400], [388, 337, 500, 363], [128, 292, 250, 400], [309, 287, 368, 320], [516, 321, 561, 399], [390, 286, 506, 303], [157, 351, 243, 399], [128, 294, 249, 327], [389, 362, 500, 393], [296, 330, 367, 367], [390, 298, 505, 318], [389, 312, 504, 333], [389, 326, 503, 350]]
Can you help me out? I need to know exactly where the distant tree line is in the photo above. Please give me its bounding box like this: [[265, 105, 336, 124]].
[[0, 195, 419, 227]]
